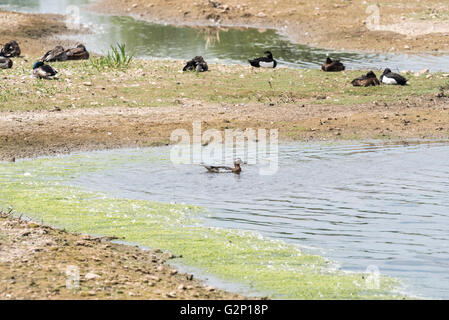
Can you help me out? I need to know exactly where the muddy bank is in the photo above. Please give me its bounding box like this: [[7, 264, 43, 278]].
[[93, 0, 449, 54], [0, 210, 245, 299]]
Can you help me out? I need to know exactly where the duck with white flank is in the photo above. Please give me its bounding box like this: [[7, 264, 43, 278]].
[[202, 159, 243, 174], [32, 61, 58, 79], [183, 56, 209, 72], [249, 51, 277, 68], [0, 57, 13, 69], [380, 68, 408, 85], [351, 71, 381, 87], [321, 57, 345, 72]]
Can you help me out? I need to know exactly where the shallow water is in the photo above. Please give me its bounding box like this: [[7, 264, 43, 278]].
[[2, 0, 449, 71], [68, 141, 449, 299]]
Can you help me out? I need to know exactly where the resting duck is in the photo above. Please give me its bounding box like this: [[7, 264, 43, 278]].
[[0, 40, 21, 58], [202, 159, 243, 174], [65, 44, 90, 60], [32, 61, 58, 79], [183, 56, 208, 72], [41, 46, 68, 62], [380, 68, 408, 85], [351, 71, 380, 87], [321, 57, 345, 72], [0, 57, 13, 69], [249, 51, 277, 68]]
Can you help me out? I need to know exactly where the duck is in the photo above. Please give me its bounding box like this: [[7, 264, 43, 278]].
[[0, 56, 13, 69], [41, 46, 68, 62], [65, 44, 90, 60], [351, 71, 380, 87], [249, 51, 277, 68], [183, 56, 208, 72], [0, 40, 21, 58], [32, 61, 58, 79], [321, 57, 345, 72], [202, 159, 243, 174], [380, 68, 408, 85]]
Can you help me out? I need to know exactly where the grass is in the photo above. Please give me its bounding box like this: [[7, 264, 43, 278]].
[[0, 57, 447, 112], [88, 43, 135, 71]]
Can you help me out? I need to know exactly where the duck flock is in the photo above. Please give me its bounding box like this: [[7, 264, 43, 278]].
[[1, 41, 410, 173]]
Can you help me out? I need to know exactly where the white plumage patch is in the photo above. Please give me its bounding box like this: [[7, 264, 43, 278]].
[[259, 61, 275, 68], [381, 76, 398, 85]]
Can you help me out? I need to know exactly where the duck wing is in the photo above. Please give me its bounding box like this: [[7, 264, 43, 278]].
[[388, 72, 408, 85], [66, 47, 89, 60], [202, 165, 234, 173]]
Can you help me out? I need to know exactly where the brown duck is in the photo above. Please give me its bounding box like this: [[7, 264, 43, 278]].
[[41, 46, 67, 62], [202, 159, 243, 174], [321, 57, 345, 72], [65, 44, 90, 61], [351, 71, 381, 87]]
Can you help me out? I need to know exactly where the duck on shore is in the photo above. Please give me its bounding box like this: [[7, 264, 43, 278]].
[[41, 45, 67, 62], [249, 51, 277, 68], [183, 56, 209, 72], [0, 40, 21, 58], [380, 68, 408, 85], [32, 61, 58, 79], [65, 44, 90, 60], [351, 71, 380, 87], [202, 159, 243, 174], [0, 57, 13, 69], [321, 57, 345, 72]]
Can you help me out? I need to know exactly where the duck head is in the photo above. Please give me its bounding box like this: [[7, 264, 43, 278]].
[[264, 51, 273, 58], [367, 71, 377, 78], [33, 61, 44, 69], [325, 57, 333, 64], [234, 158, 244, 167], [383, 68, 392, 75]]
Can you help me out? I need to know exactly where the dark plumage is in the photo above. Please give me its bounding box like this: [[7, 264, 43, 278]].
[[351, 71, 380, 87], [248, 51, 277, 68], [0, 57, 13, 69], [183, 56, 209, 72], [321, 57, 345, 72], [32, 61, 58, 79], [202, 159, 243, 174], [65, 44, 90, 61], [0, 40, 21, 58], [380, 68, 408, 85], [41, 46, 68, 62]]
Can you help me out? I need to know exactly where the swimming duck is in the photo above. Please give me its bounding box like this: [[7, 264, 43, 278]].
[[41, 46, 68, 62], [183, 56, 209, 72], [202, 159, 243, 174], [65, 44, 90, 60], [0, 57, 13, 69], [380, 68, 408, 85], [321, 57, 345, 72], [249, 51, 277, 68], [32, 61, 58, 79], [351, 71, 380, 87], [0, 40, 21, 58]]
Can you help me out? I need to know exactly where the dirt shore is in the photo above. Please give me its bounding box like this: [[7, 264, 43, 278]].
[[93, 0, 449, 53], [0, 210, 245, 299]]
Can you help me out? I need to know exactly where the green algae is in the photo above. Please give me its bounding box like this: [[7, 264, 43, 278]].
[[0, 151, 406, 299]]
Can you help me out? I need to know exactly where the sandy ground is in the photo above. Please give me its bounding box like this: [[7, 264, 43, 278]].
[[93, 0, 449, 53], [1, 97, 449, 161], [0, 210, 245, 299]]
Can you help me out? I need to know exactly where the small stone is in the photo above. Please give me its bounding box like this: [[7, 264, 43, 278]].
[[85, 272, 101, 280]]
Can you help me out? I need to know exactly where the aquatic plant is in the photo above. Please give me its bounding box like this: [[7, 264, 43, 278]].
[[89, 43, 134, 70]]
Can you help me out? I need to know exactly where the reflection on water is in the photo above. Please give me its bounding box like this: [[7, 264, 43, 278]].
[[2, 0, 449, 70], [71, 141, 449, 299]]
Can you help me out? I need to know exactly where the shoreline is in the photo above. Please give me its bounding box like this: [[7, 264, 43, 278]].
[[91, 0, 449, 54]]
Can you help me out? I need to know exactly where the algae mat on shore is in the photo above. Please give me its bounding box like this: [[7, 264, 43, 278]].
[[0, 150, 405, 299]]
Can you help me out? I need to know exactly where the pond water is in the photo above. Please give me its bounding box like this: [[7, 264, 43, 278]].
[[68, 141, 449, 299], [2, 0, 449, 71]]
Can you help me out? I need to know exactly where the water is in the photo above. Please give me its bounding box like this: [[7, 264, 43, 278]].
[[69, 141, 449, 299], [2, 0, 449, 71]]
